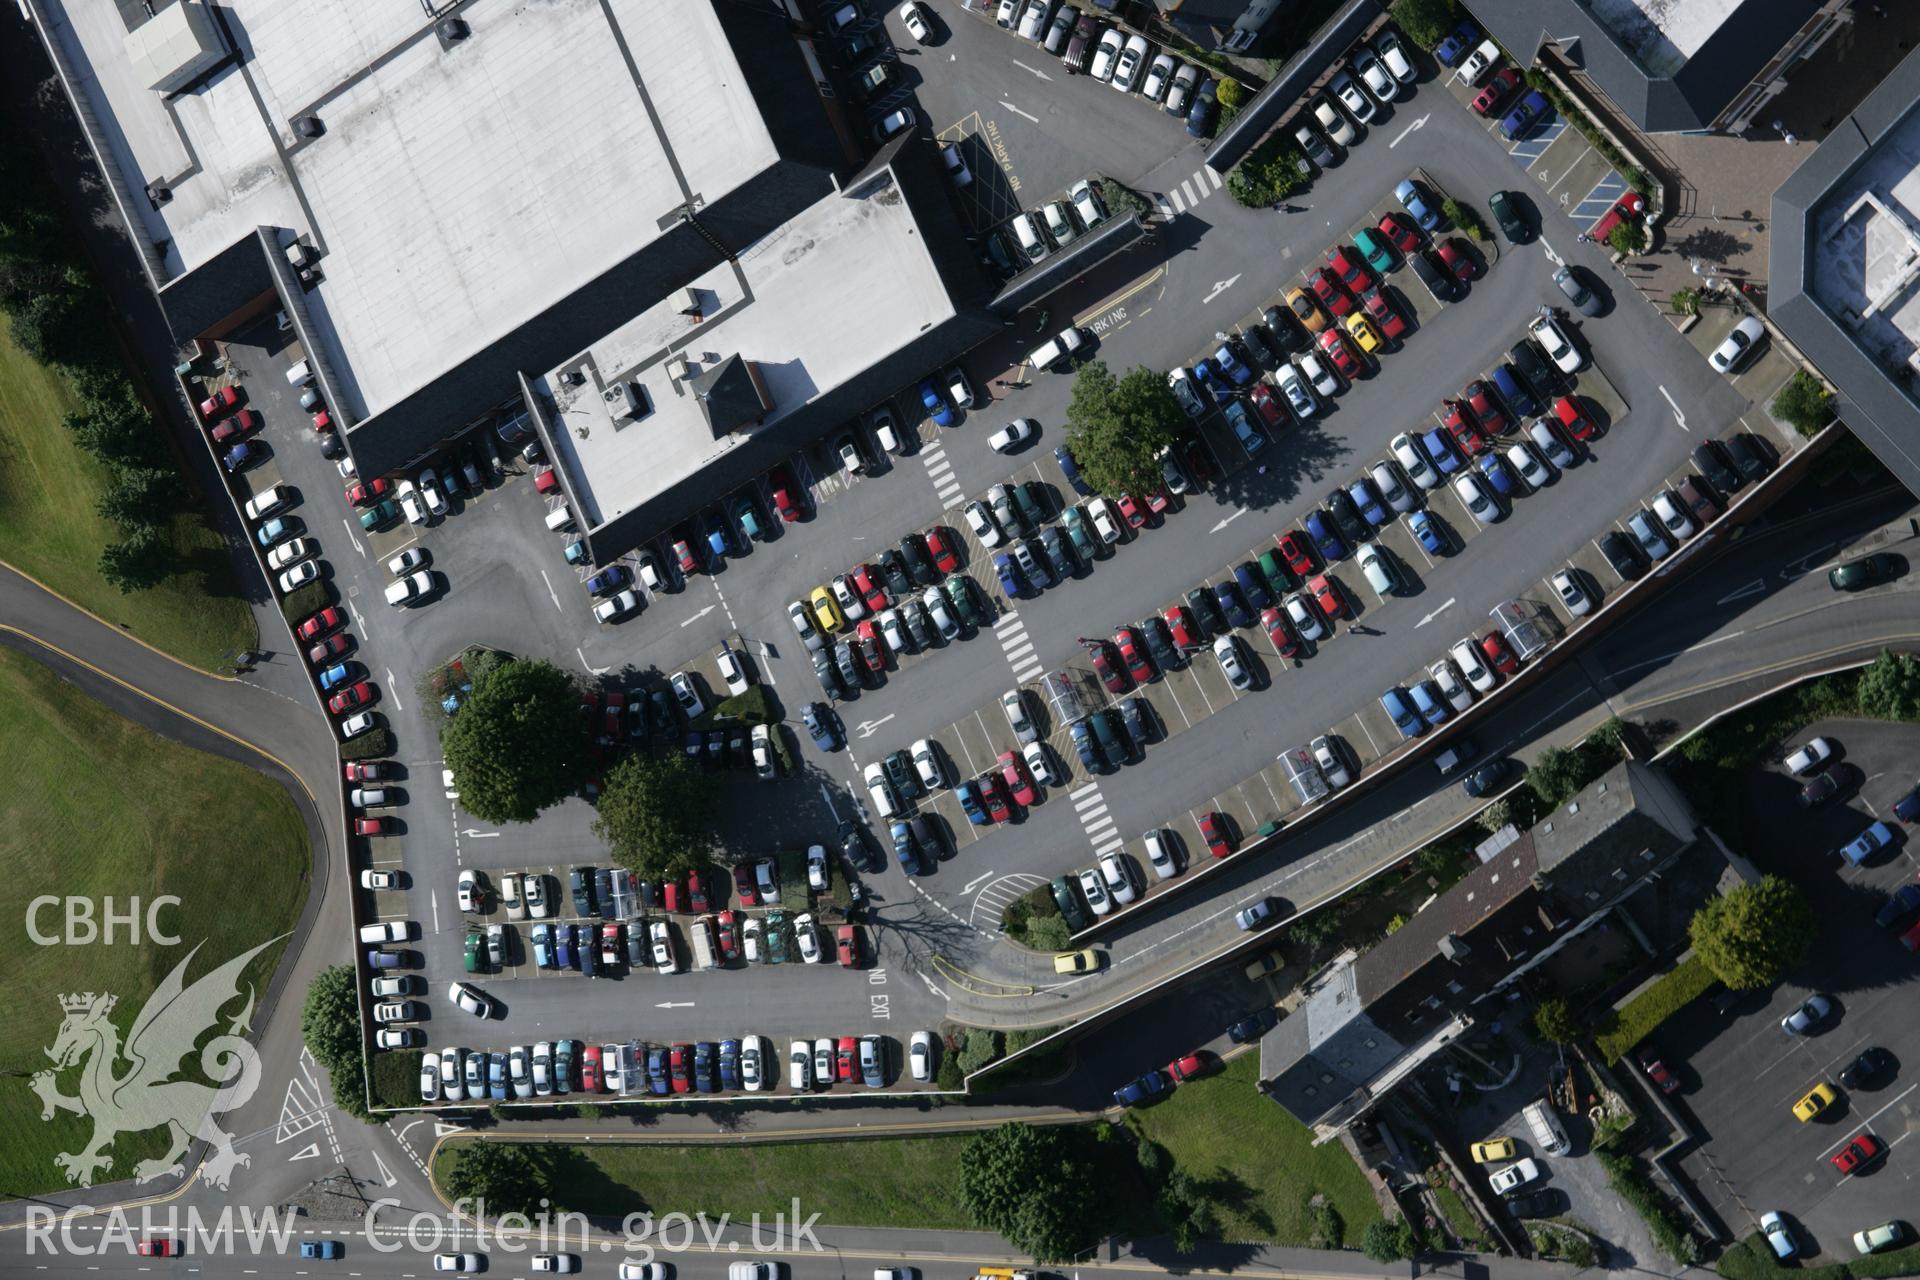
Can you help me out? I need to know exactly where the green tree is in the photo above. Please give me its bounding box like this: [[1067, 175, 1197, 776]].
[[1227, 140, 1307, 208], [1671, 287, 1700, 318], [1362, 1218, 1418, 1262], [1856, 649, 1920, 721], [98, 529, 173, 592], [1771, 370, 1834, 438], [440, 1141, 555, 1218], [1390, 0, 1462, 47], [301, 966, 370, 1122], [1689, 875, 1815, 990], [1605, 221, 1639, 255], [593, 749, 717, 880], [1528, 745, 1601, 808], [439, 659, 589, 823], [1158, 1169, 1218, 1253], [958, 1123, 1102, 1262], [1216, 77, 1246, 110], [1530, 995, 1582, 1044], [1063, 361, 1181, 499], [96, 466, 179, 528], [1024, 914, 1072, 951]]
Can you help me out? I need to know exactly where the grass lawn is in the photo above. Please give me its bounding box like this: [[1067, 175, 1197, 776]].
[[450, 1135, 977, 1228], [1126, 1052, 1382, 1246], [0, 316, 255, 671], [0, 646, 309, 1195]]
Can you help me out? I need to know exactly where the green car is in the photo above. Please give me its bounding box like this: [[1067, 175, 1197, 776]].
[[463, 932, 481, 974], [765, 908, 790, 964], [1353, 227, 1395, 275], [1257, 548, 1296, 592], [359, 497, 400, 531], [1064, 506, 1099, 562], [944, 574, 986, 628], [1829, 553, 1899, 592], [1489, 189, 1527, 243]]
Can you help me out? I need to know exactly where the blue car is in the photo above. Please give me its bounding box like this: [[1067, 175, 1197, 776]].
[[584, 565, 630, 596], [1304, 509, 1347, 562], [704, 514, 730, 560], [646, 1047, 671, 1096], [1348, 478, 1390, 527], [955, 780, 989, 827], [1501, 90, 1553, 140], [1477, 452, 1517, 498], [1409, 680, 1451, 728], [555, 923, 574, 969], [1491, 364, 1538, 417], [1114, 1068, 1173, 1108], [1185, 77, 1218, 138], [801, 702, 839, 750], [1420, 428, 1462, 475], [920, 380, 954, 427], [1840, 821, 1897, 867], [1408, 509, 1447, 556], [1191, 358, 1234, 404], [1379, 688, 1426, 739], [1070, 719, 1100, 772], [1395, 179, 1441, 233], [222, 442, 260, 472], [255, 517, 294, 547], [692, 1042, 717, 1093], [300, 1242, 341, 1260], [892, 820, 922, 871], [489, 1052, 508, 1100], [1214, 344, 1254, 387], [994, 552, 1023, 597], [532, 923, 553, 968], [1434, 20, 1480, 66], [1213, 580, 1253, 629], [1234, 563, 1274, 610], [719, 1039, 742, 1091], [1224, 399, 1266, 456], [1055, 444, 1093, 496], [317, 661, 357, 691]]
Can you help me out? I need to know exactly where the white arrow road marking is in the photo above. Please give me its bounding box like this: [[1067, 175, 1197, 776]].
[[575, 646, 609, 675], [341, 519, 367, 557], [429, 891, 439, 934], [919, 972, 950, 1000], [538, 569, 562, 611], [1210, 508, 1249, 534], [1202, 273, 1243, 304], [432, 1121, 467, 1138], [999, 100, 1039, 123], [288, 1142, 320, 1161], [655, 1000, 696, 1009], [1658, 385, 1689, 431], [461, 829, 499, 839], [857, 713, 897, 739], [679, 604, 718, 628], [817, 783, 844, 819], [1416, 597, 1456, 627], [385, 669, 401, 710], [1540, 239, 1566, 268], [962, 869, 997, 894], [1010, 59, 1054, 81], [1716, 578, 1766, 606], [1389, 112, 1430, 147]]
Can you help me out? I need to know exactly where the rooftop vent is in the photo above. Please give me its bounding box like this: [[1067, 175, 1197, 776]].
[[438, 17, 470, 40], [560, 370, 586, 388], [293, 115, 324, 139], [144, 179, 172, 209]]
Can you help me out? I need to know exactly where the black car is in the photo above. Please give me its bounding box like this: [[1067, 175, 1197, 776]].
[[1089, 707, 1132, 764], [1212, 580, 1254, 629], [1598, 530, 1643, 579], [1120, 696, 1153, 747], [883, 747, 919, 798], [1723, 432, 1774, 484], [840, 819, 879, 874], [878, 549, 913, 596], [594, 868, 617, 915], [725, 725, 751, 769], [1262, 304, 1310, 353], [1409, 250, 1457, 302], [1799, 768, 1841, 807], [1238, 322, 1280, 368], [1463, 759, 1510, 797], [1184, 586, 1224, 637], [908, 813, 944, 862], [812, 646, 842, 697], [898, 534, 937, 585], [1226, 1007, 1279, 1044], [1324, 488, 1371, 547], [1041, 525, 1077, 576], [704, 729, 727, 769], [1489, 189, 1527, 242], [1829, 553, 1900, 592], [1504, 1191, 1562, 1220], [1691, 439, 1742, 495], [1012, 480, 1049, 530], [1839, 1046, 1893, 1089], [1509, 337, 1559, 397], [1141, 616, 1181, 671], [569, 868, 597, 917]]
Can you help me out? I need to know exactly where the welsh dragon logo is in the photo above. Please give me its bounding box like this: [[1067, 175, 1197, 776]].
[[30, 937, 283, 1190]]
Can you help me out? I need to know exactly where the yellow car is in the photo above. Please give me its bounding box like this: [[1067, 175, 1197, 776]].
[[1792, 1082, 1836, 1122], [1470, 1137, 1517, 1164], [1285, 287, 1328, 334], [1244, 950, 1284, 982], [1053, 948, 1099, 974], [1345, 311, 1384, 354], [808, 585, 845, 632]]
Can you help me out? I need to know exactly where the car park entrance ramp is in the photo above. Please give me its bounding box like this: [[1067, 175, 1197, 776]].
[[1491, 598, 1559, 662]]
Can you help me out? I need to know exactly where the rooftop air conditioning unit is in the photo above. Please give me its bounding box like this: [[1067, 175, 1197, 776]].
[[560, 370, 586, 388], [665, 355, 692, 381], [293, 115, 324, 139]]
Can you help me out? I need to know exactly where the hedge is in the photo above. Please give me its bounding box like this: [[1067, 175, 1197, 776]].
[[1595, 1150, 1699, 1264], [689, 684, 774, 731], [280, 579, 334, 625], [371, 1047, 423, 1110], [340, 727, 397, 762], [1595, 954, 1715, 1061]]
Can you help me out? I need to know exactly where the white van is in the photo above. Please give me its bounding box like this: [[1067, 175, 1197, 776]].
[[872, 416, 903, 454], [1521, 1098, 1571, 1155], [358, 921, 408, 944], [286, 359, 313, 387], [1028, 326, 1089, 373], [544, 505, 575, 532]]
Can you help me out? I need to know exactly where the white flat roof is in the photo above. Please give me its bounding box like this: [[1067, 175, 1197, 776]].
[[41, 0, 778, 418], [1588, 0, 1738, 75], [1811, 108, 1920, 379], [539, 172, 956, 529]]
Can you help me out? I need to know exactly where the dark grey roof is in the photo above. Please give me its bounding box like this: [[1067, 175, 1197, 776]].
[[689, 355, 768, 436], [1354, 836, 1540, 1006], [1531, 762, 1696, 907], [1467, 0, 1825, 134], [1205, 0, 1382, 172], [154, 227, 275, 346], [1771, 46, 1920, 497], [989, 212, 1152, 315]]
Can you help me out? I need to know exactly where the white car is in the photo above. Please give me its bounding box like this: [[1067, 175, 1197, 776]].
[[1449, 639, 1498, 693], [432, 1254, 480, 1273], [1457, 38, 1501, 83], [1111, 34, 1150, 92], [1488, 1159, 1542, 1194], [244, 485, 293, 521], [830, 575, 869, 619], [1452, 471, 1500, 524], [636, 552, 664, 591], [946, 366, 975, 409], [1069, 178, 1106, 229], [898, 1, 933, 43], [1528, 417, 1579, 469], [1002, 689, 1038, 743], [592, 589, 638, 624], [963, 500, 1003, 547], [386, 570, 434, 606], [417, 470, 447, 518], [1077, 867, 1112, 916], [1762, 1212, 1796, 1261], [530, 1256, 578, 1273], [740, 1035, 770, 1092], [864, 761, 898, 818], [1528, 313, 1584, 373], [805, 845, 830, 892], [814, 1038, 835, 1086], [277, 560, 319, 594], [877, 608, 908, 653], [1088, 497, 1123, 543], [793, 913, 825, 964], [1043, 4, 1076, 53], [911, 738, 945, 791], [940, 142, 972, 188], [375, 1027, 419, 1050], [523, 874, 550, 918], [716, 645, 750, 695], [1357, 543, 1397, 596], [995, 0, 1018, 24], [989, 419, 1037, 453], [1780, 992, 1833, 1033], [1329, 69, 1375, 123], [1213, 633, 1251, 690], [1299, 351, 1340, 399], [1311, 735, 1352, 787], [1167, 366, 1205, 417], [670, 671, 705, 718], [456, 869, 480, 912], [1429, 657, 1475, 711], [1098, 853, 1136, 904], [1506, 440, 1552, 489], [1375, 30, 1416, 82], [909, 1030, 936, 1082], [742, 916, 762, 963], [789, 600, 825, 651], [1627, 511, 1672, 560], [1141, 52, 1176, 101], [1016, 0, 1051, 40], [789, 1041, 812, 1091], [1551, 568, 1592, 617], [1312, 95, 1356, 147], [649, 920, 677, 975], [1284, 593, 1326, 641], [1783, 737, 1835, 776], [397, 480, 428, 525], [1710, 315, 1767, 373], [1040, 200, 1077, 248], [339, 711, 378, 739], [1650, 490, 1696, 540], [447, 982, 490, 1018], [387, 546, 428, 576], [1143, 829, 1176, 879], [1353, 49, 1397, 101], [751, 724, 775, 780], [1022, 739, 1058, 788], [1164, 62, 1199, 116], [266, 538, 312, 570], [1276, 363, 1317, 417], [922, 586, 959, 640], [1088, 28, 1123, 81]]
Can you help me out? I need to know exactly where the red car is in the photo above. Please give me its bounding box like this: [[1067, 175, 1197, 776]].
[[1262, 607, 1299, 657], [925, 526, 959, 573], [769, 464, 804, 522], [533, 467, 561, 495], [977, 772, 1012, 822], [602, 690, 626, 741], [1318, 329, 1362, 380], [345, 478, 391, 507], [1310, 574, 1344, 620], [997, 751, 1037, 806], [1830, 1132, 1882, 1175], [1584, 190, 1648, 246], [1277, 530, 1316, 578], [1248, 383, 1289, 431], [1178, 434, 1215, 486], [836, 1036, 858, 1082], [1163, 605, 1198, 649], [1637, 1048, 1680, 1094], [1444, 401, 1489, 456], [851, 563, 888, 612], [668, 1044, 692, 1093], [1327, 245, 1371, 294], [1470, 66, 1523, 116], [198, 386, 239, 420], [353, 817, 389, 837], [1199, 811, 1233, 858], [716, 909, 740, 961], [582, 1044, 603, 1092], [1307, 267, 1353, 318], [1436, 238, 1475, 282], [1554, 395, 1595, 441], [1900, 918, 1920, 952], [1479, 631, 1520, 675], [579, 690, 603, 737], [687, 870, 709, 914], [1360, 287, 1407, 341], [1464, 380, 1510, 435], [1088, 640, 1129, 694], [1145, 488, 1172, 516], [1115, 626, 1155, 684], [1166, 1053, 1206, 1083], [329, 682, 374, 715], [673, 538, 699, 574], [312, 409, 333, 433], [296, 606, 345, 643], [209, 408, 259, 444], [344, 761, 385, 782], [854, 620, 884, 670], [137, 1239, 176, 1257], [1116, 493, 1148, 529], [308, 632, 353, 665], [1377, 211, 1421, 256], [836, 924, 859, 968], [732, 864, 757, 906]]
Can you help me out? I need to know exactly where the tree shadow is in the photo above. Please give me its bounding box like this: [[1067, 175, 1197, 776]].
[[1204, 426, 1353, 513]]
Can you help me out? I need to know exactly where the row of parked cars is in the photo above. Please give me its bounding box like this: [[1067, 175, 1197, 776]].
[[1437, 19, 1554, 140], [1292, 30, 1420, 170], [987, 0, 1223, 136]]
